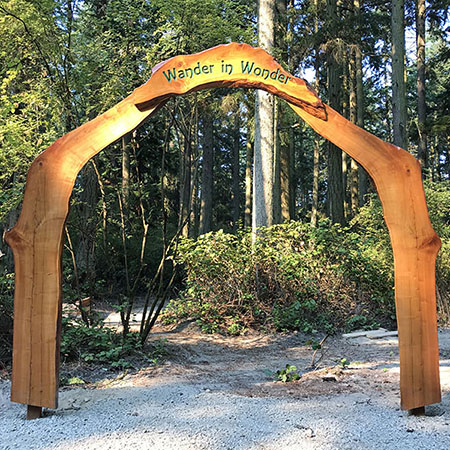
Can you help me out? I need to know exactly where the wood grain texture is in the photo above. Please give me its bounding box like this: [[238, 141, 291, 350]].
[[5, 97, 158, 408], [291, 104, 441, 410], [5, 42, 440, 411]]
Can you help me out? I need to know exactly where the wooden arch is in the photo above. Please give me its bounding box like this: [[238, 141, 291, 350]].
[[5, 43, 441, 414]]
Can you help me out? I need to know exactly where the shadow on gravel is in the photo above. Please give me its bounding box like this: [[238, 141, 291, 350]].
[[4, 377, 450, 450], [2, 328, 450, 449]]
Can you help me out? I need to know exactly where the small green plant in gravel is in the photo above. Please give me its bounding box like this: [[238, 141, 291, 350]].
[[339, 358, 350, 368], [59, 376, 86, 386], [306, 338, 322, 351], [266, 364, 301, 382]]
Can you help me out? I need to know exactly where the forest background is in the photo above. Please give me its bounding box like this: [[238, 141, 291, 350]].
[[0, 0, 449, 368]]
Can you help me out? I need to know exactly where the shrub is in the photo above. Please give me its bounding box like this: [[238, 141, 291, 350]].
[[424, 181, 450, 323], [162, 219, 397, 334], [60, 318, 142, 369], [165, 181, 450, 335], [353, 183, 450, 324]]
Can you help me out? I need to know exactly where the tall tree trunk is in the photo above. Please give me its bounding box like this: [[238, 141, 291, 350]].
[[75, 163, 98, 291], [326, 0, 345, 225], [353, 0, 368, 206], [297, 141, 308, 210], [311, 0, 321, 227], [121, 133, 131, 208], [178, 133, 192, 238], [189, 174, 199, 237], [245, 119, 253, 228], [189, 157, 199, 238], [287, 0, 296, 220], [273, 99, 281, 224], [416, 0, 427, 170], [189, 109, 199, 238], [343, 55, 353, 220], [342, 63, 350, 220], [430, 135, 439, 182], [433, 134, 441, 182], [356, 47, 368, 204], [280, 121, 292, 221], [349, 50, 359, 216], [311, 137, 320, 226], [199, 109, 213, 234], [276, 0, 290, 222], [232, 114, 241, 230], [253, 0, 275, 231], [392, 0, 408, 149], [289, 128, 296, 219]]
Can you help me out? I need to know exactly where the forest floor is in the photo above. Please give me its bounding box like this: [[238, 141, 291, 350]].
[[1, 319, 450, 449]]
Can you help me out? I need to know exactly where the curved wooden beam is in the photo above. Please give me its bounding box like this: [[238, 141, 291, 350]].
[[5, 43, 440, 411], [291, 104, 440, 410]]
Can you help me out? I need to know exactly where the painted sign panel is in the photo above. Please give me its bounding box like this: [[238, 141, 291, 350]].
[[133, 43, 325, 118]]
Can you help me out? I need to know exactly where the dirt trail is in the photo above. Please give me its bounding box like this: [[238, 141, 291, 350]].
[[121, 324, 450, 402]]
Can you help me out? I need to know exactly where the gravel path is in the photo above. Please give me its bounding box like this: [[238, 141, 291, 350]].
[[1, 328, 450, 449]]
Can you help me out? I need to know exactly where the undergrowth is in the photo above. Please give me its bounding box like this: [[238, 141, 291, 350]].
[[162, 217, 396, 335], [162, 185, 450, 334], [60, 318, 167, 369]]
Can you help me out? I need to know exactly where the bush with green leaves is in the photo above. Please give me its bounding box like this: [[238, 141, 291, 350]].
[[60, 318, 142, 369], [60, 317, 169, 370], [424, 181, 450, 323], [163, 182, 450, 334], [352, 182, 450, 324], [162, 220, 396, 334]]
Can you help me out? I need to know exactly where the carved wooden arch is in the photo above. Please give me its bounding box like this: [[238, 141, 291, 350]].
[[5, 43, 441, 414]]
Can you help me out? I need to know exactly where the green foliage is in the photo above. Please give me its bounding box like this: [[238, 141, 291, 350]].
[[339, 358, 350, 368], [0, 268, 14, 318], [424, 181, 450, 323], [60, 318, 142, 369], [162, 218, 398, 334], [163, 184, 450, 334], [266, 364, 301, 382], [353, 183, 450, 324], [305, 338, 322, 351], [60, 317, 169, 369], [62, 376, 86, 386], [149, 0, 255, 58]]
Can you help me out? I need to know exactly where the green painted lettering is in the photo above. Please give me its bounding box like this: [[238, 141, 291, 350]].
[[262, 68, 270, 80], [185, 68, 193, 79], [202, 65, 209, 74], [241, 60, 254, 74], [270, 69, 279, 80], [194, 62, 201, 75], [163, 67, 177, 82], [278, 74, 285, 83]]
